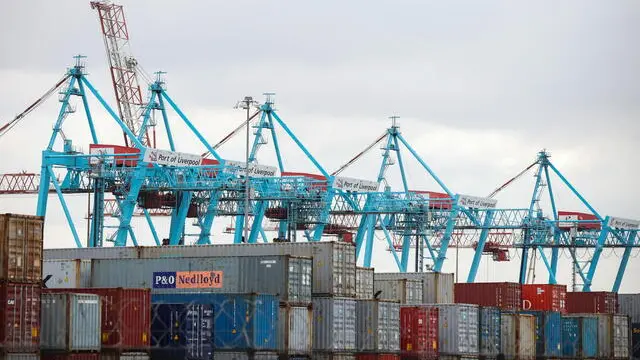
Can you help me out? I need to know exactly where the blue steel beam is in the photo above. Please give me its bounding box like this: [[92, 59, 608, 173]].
[[543, 165, 560, 284], [467, 209, 495, 282], [582, 217, 611, 291], [613, 230, 638, 292]]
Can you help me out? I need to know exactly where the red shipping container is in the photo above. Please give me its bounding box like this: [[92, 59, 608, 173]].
[[409, 191, 453, 210], [41, 354, 100, 360], [400, 306, 439, 360], [0, 283, 40, 352], [566, 291, 618, 314], [43, 288, 150, 351], [455, 282, 521, 311], [521, 284, 567, 313], [356, 354, 400, 360], [557, 211, 601, 230], [89, 144, 141, 167]]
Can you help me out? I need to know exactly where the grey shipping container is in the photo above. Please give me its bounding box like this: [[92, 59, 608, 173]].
[[100, 353, 150, 360], [500, 313, 536, 360], [355, 300, 400, 352], [619, 294, 640, 323], [373, 278, 422, 304], [40, 293, 101, 351], [433, 304, 479, 356], [91, 255, 312, 302], [0, 355, 40, 360], [313, 297, 357, 352], [374, 272, 454, 303], [479, 307, 501, 358], [583, 313, 630, 359], [311, 354, 356, 360], [356, 267, 374, 299], [42, 259, 91, 288], [279, 305, 313, 355], [214, 352, 279, 360], [58, 241, 355, 297]]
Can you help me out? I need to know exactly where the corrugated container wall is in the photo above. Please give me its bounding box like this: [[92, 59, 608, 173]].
[[312, 297, 356, 352], [40, 354, 98, 360], [311, 354, 356, 360], [0, 214, 43, 284], [213, 352, 279, 360], [40, 293, 101, 351], [500, 313, 535, 360], [632, 322, 640, 360], [355, 300, 400, 353], [521, 284, 566, 313], [478, 307, 501, 358], [43, 288, 151, 351], [372, 279, 422, 305], [0, 354, 40, 360], [150, 302, 213, 360], [91, 255, 313, 302], [566, 291, 618, 314], [561, 315, 599, 358], [619, 293, 640, 322], [355, 354, 400, 360], [613, 314, 630, 359], [99, 353, 149, 360], [0, 283, 40, 352], [356, 267, 374, 299], [400, 306, 439, 360], [434, 304, 479, 357], [278, 304, 312, 355], [520, 311, 562, 358], [373, 272, 453, 304], [454, 282, 521, 311], [42, 260, 91, 289]]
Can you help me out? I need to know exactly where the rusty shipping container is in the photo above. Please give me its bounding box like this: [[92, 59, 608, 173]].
[[521, 284, 566, 313], [400, 306, 439, 360], [501, 313, 536, 360], [278, 304, 313, 355], [355, 300, 400, 353], [40, 355, 99, 360], [454, 282, 521, 311], [43, 288, 150, 351], [0, 214, 43, 284], [0, 283, 40, 352], [356, 267, 374, 299], [42, 260, 91, 288], [373, 272, 453, 304], [566, 291, 618, 314], [40, 293, 101, 351]]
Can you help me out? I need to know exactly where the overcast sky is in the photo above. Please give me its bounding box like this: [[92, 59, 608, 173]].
[[1, 1, 639, 291]]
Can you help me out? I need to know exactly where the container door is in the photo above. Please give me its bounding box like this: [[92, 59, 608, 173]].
[[151, 303, 187, 360], [544, 312, 562, 357], [561, 318, 579, 358], [184, 304, 214, 360], [582, 318, 599, 358]]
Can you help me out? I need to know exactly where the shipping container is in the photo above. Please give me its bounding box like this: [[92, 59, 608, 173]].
[[355, 354, 399, 360], [372, 279, 421, 305], [519, 311, 562, 358], [44, 247, 139, 261], [573, 313, 631, 359], [152, 293, 278, 351], [311, 354, 355, 360], [433, 304, 479, 357], [40, 293, 101, 351], [278, 304, 312, 355], [0, 283, 40, 352], [478, 307, 500, 358], [151, 302, 213, 360], [632, 322, 640, 360], [619, 293, 640, 322], [356, 267, 374, 300], [0, 214, 43, 284], [557, 211, 601, 230], [455, 282, 521, 311], [566, 291, 618, 314], [98, 353, 149, 360], [91, 255, 312, 302], [373, 272, 453, 304], [40, 354, 99, 360], [43, 288, 150, 351], [520, 284, 566, 313], [1, 355, 39, 360], [313, 297, 357, 352], [42, 260, 91, 288], [400, 306, 439, 360], [213, 352, 279, 360], [355, 300, 400, 353], [561, 315, 599, 358], [500, 313, 535, 360]]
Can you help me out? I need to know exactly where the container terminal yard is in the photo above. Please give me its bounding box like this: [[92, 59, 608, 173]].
[[0, 2, 639, 360]]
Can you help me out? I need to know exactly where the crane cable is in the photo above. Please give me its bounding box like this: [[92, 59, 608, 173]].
[[0, 74, 70, 139], [202, 109, 263, 158], [332, 131, 388, 176], [487, 160, 538, 198]]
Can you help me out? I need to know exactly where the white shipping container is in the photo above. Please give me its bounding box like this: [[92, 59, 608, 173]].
[[374, 272, 454, 303], [434, 304, 479, 356], [500, 313, 536, 360], [373, 278, 422, 304], [313, 297, 356, 352], [278, 305, 313, 355], [356, 267, 374, 299], [355, 299, 400, 352], [43, 259, 91, 288], [613, 314, 630, 359]]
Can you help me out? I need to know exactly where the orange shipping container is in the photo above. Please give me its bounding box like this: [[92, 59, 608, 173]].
[[521, 284, 567, 313], [0, 214, 44, 284]]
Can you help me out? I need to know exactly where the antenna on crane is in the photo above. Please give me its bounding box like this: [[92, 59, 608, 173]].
[[390, 115, 400, 129]]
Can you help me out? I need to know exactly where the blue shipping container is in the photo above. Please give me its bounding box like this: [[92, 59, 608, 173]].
[[562, 315, 598, 358], [152, 293, 279, 351], [479, 307, 501, 357], [521, 311, 562, 357], [151, 302, 214, 360]]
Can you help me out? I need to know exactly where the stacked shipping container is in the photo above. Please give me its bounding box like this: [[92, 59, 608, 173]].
[[40, 293, 101, 352], [0, 214, 44, 359], [454, 282, 521, 311], [399, 306, 439, 360], [520, 284, 566, 313], [566, 291, 618, 314], [478, 307, 501, 359], [373, 272, 454, 304], [500, 313, 535, 360], [619, 293, 640, 360]]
